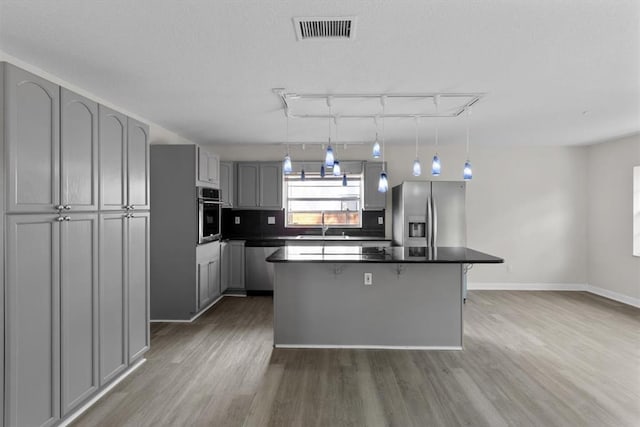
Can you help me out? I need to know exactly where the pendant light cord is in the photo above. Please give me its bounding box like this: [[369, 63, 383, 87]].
[[381, 97, 386, 170], [414, 116, 419, 158], [466, 107, 471, 157], [434, 95, 440, 149]]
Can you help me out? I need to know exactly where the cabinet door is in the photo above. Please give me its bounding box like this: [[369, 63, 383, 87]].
[[127, 118, 150, 210], [208, 153, 220, 186], [230, 242, 245, 289], [6, 64, 60, 213], [219, 162, 234, 207], [99, 213, 128, 384], [198, 147, 209, 183], [220, 242, 230, 293], [364, 162, 387, 210], [60, 213, 99, 415], [99, 106, 128, 211], [128, 212, 150, 362], [198, 260, 211, 310], [6, 214, 60, 427], [236, 163, 259, 208], [259, 162, 282, 209], [209, 259, 220, 301], [60, 89, 98, 212]]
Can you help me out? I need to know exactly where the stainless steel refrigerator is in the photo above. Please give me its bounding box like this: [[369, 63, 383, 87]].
[[392, 181, 469, 299]]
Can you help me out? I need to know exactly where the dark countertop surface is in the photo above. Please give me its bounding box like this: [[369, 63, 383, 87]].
[[266, 246, 504, 264], [229, 236, 391, 246]]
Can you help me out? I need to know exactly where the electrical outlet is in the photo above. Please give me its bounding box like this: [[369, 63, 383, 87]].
[[364, 272, 373, 285], [378, 216, 384, 225], [234, 216, 240, 225], [267, 216, 276, 225]]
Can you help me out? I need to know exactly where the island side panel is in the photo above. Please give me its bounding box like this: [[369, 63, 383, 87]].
[[273, 263, 463, 349]]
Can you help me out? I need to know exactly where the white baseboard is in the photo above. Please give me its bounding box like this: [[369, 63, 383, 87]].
[[274, 344, 462, 350], [468, 282, 639, 308], [468, 282, 587, 291], [58, 358, 146, 427], [586, 284, 640, 308]]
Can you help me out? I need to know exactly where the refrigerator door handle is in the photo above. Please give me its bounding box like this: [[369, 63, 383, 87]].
[[432, 194, 438, 247], [427, 195, 433, 247]]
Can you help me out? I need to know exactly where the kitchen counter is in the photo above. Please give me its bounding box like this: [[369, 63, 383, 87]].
[[270, 244, 502, 350], [267, 245, 503, 264]]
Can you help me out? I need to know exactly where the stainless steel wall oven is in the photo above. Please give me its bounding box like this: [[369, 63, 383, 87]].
[[198, 187, 221, 244]]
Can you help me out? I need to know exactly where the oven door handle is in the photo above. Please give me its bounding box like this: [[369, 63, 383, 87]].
[[200, 200, 223, 205]]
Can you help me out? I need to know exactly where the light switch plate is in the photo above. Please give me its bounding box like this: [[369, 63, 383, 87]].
[[378, 216, 384, 225], [364, 273, 373, 285], [267, 216, 276, 225], [234, 216, 240, 225]]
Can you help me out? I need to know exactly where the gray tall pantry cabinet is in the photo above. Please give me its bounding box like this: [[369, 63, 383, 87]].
[[0, 62, 150, 427]]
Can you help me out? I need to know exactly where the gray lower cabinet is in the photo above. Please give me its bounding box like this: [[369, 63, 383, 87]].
[[364, 161, 387, 210], [220, 241, 230, 293], [196, 241, 221, 310], [5, 63, 60, 214], [5, 214, 61, 427], [99, 213, 128, 385], [236, 162, 282, 209], [128, 212, 150, 363], [229, 241, 246, 290], [60, 214, 99, 416]]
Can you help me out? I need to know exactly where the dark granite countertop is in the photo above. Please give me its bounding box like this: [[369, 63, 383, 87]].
[[228, 236, 391, 246], [266, 246, 504, 264]]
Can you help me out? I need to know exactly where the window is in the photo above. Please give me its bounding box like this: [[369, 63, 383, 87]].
[[285, 173, 362, 227]]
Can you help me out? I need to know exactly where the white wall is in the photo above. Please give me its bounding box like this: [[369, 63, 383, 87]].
[[587, 134, 640, 302], [212, 142, 589, 286], [0, 51, 194, 146]]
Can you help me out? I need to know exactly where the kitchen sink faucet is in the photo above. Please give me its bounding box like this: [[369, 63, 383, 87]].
[[321, 211, 329, 238]]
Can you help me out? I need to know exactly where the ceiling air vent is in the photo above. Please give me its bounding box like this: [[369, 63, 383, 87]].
[[293, 17, 357, 41]]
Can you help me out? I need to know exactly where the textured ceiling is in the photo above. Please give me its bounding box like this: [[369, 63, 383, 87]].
[[0, 0, 638, 146]]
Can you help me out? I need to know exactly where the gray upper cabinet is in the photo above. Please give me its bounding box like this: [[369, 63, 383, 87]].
[[259, 162, 283, 209], [127, 118, 150, 211], [99, 106, 127, 211], [236, 162, 282, 209], [99, 213, 128, 385], [236, 163, 259, 208], [6, 214, 61, 427], [128, 212, 150, 363], [5, 64, 60, 213], [197, 147, 220, 188], [60, 89, 98, 212], [219, 161, 234, 207], [99, 112, 149, 211], [364, 162, 387, 210], [60, 213, 99, 416]]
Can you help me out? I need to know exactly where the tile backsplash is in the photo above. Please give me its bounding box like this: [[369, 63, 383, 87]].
[[222, 209, 385, 239]]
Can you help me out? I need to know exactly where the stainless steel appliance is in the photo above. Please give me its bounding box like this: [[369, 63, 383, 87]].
[[198, 187, 222, 244], [245, 241, 286, 293], [392, 181, 466, 247], [393, 181, 468, 300]]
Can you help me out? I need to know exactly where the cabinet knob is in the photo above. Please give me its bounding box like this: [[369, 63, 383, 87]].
[[64, 205, 71, 210], [64, 216, 71, 221], [56, 216, 65, 222], [56, 205, 65, 211], [129, 205, 135, 210]]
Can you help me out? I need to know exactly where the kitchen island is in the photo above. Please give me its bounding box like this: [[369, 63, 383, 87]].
[[267, 246, 503, 349]]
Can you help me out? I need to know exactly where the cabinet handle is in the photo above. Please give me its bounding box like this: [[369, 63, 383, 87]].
[[129, 205, 135, 210]]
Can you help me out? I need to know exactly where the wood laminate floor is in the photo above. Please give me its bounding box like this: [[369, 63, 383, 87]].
[[72, 292, 640, 427]]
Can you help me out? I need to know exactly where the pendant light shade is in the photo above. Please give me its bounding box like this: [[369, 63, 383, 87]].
[[463, 160, 473, 180], [378, 171, 388, 193], [431, 154, 441, 176], [342, 173, 347, 186], [325, 145, 334, 167], [283, 154, 292, 174], [372, 133, 381, 158], [413, 158, 422, 176], [320, 165, 326, 178], [333, 160, 341, 176], [301, 168, 306, 181]]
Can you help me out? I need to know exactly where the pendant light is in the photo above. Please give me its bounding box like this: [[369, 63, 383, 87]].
[[412, 116, 422, 176], [378, 96, 389, 193], [463, 107, 473, 180], [283, 115, 292, 174], [301, 168, 306, 181], [325, 97, 335, 167], [333, 116, 341, 176], [372, 117, 381, 158], [431, 95, 441, 176]]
